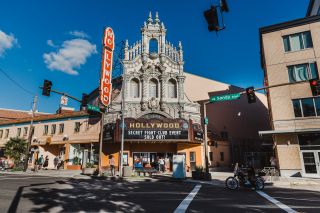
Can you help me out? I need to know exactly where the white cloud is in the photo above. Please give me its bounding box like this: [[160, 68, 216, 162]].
[[69, 30, 89, 38], [0, 30, 17, 56], [47, 39, 57, 48], [43, 38, 97, 75]]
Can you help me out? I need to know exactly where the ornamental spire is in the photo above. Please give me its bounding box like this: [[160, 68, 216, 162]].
[[148, 11, 153, 24], [155, 12, 160, 24]]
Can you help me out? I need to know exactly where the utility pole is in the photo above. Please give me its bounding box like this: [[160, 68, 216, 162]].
[[203, 101, 210, 174], [98, 112, 105, 176], [119, 77, 125, 178], [24, 95, 37, 172]]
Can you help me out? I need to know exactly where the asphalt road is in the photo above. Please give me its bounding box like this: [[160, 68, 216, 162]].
[[0, 174, 319, 213]]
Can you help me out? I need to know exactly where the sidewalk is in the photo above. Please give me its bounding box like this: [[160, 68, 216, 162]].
[[0, 169, 90, 179], [1, 169, 320, 188]]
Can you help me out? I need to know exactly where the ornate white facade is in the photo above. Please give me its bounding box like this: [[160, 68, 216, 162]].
[[109, 12, 201, 123]]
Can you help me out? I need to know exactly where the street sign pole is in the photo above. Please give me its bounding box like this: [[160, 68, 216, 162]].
[[24, 95, 37, 172], [119, 76, 125, 178], [203, 101, 210, 174], [98, 112, 105, 176]]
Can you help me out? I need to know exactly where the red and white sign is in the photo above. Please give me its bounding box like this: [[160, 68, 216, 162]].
[[100, 27, 115, 107], [60, 95, 68, 105]]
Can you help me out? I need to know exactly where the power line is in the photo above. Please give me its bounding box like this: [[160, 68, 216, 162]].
[[0, 67, 35, 96]]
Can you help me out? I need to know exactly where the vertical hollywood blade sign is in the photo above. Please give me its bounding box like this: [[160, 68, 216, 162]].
[[100, 27, 115, 107]]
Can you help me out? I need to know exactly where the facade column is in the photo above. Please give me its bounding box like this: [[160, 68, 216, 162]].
[[177, 75, 186, 104], [64, 143, 70, 170], [160, 74, 168, 111], [141, 74, 149, 111]]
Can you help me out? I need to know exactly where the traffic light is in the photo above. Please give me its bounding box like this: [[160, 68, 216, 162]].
[[246, 86, 256, 104], [81, 93, 89, 108], [204, 6, 219, 32], [309, 79, 320, 96], [42, 80, 52, 96]]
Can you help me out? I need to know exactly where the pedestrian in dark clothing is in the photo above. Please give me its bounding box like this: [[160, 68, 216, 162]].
[[43, 156, 49, 170]]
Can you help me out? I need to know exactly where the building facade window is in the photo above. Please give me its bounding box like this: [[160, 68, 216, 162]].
[[74, 122, 81, 133], [130, 78, 140, 98], [51, 124, 56, 135], [209, 152, 213, 161], [168, 79, 177, 98], [220, 152, 224, 161], [221, 131, 229, 140], [292, 97, 320, 117], [283, 31, 313, 52], [17, 128, 21, 137], [0, 130, 3, 138], [59, 123, 64, 134], [149, 38, 158, 54], [43, 125, 48, 135], [190, 152, 196, 162], [288, 63, 318, 83], [23, 127, 28, 136], [4, 129, 9, 138], [149, 78, 158, 98]]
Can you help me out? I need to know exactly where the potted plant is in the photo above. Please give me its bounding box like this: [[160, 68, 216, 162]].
[[82, 162, 97, 175], [67, 156, 82, 170], [192, 166, 212, 180]]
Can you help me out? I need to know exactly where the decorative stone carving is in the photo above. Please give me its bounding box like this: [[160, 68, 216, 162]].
[[148, 97, 159, 111], [160, 102, 167, 111], [141, 102, 148, 111]]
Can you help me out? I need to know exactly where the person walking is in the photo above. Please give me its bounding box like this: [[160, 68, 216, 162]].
[[37, 155, 44, 170], [43, 156, 49, 170], [164, 156, 170, 172], [109, 155, 115, 176], [159, 157, 165, 172], [54, 156, 59, 170]]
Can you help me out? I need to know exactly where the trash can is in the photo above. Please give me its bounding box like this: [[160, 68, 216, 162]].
[[123, 166, 133, 177]]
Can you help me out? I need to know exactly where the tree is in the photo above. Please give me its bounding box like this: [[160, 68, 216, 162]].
[[4, 137, 27, 164]]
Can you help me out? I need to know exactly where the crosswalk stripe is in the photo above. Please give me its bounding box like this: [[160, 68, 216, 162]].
[[256, 190, 297, 213], [173, 184, 202, 213]]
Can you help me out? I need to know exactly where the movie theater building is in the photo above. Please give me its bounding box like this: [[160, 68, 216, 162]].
[[90, 12, 204, 171]]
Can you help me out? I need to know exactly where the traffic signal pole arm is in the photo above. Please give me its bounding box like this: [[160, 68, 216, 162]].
[[240, 79, 312, 94], [39, 87, 82, 102]]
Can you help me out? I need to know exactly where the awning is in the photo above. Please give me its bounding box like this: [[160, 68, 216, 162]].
[[259, 128, 320, 136]]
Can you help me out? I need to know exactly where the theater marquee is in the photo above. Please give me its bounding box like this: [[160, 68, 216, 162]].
[[123, 118, 189, 141]]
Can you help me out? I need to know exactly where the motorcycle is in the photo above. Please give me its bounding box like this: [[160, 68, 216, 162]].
[[225, 164, 265, 191]]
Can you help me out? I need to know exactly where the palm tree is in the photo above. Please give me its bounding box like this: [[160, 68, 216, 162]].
[[4, 137, 27, 164]]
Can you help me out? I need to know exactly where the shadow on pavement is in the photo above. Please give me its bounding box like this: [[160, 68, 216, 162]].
[[9, 177, 197, 213]]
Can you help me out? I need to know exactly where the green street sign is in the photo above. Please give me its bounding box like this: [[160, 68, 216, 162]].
[[87, 104, 101, 113], [204, 117, 209, 125], [209, 93, 241, 103]]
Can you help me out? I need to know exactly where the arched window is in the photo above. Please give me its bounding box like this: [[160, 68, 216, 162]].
[[130, 78, 139, 98], [149, 78, 158, 98], [149, 38, 158, 54], [168, 79, 177, 98]]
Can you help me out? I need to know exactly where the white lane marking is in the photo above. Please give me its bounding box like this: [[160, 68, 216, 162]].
[[173, 184, 201, 213], [256, 191, 297, 213]]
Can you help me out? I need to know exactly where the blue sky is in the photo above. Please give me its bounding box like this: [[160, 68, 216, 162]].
[[0, 0, 309, 113]]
